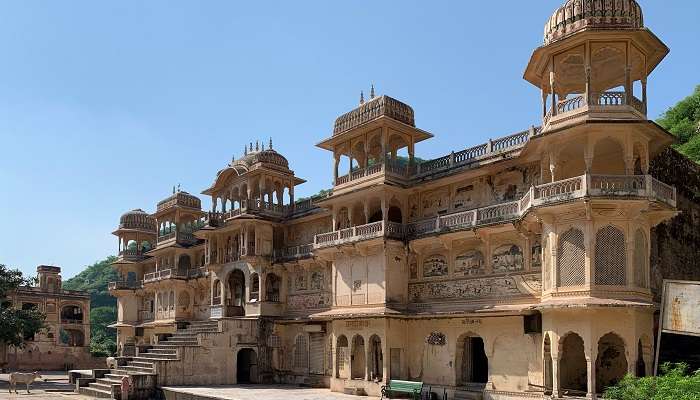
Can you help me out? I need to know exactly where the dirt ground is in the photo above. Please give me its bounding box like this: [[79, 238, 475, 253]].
[[0, 371, 94, 400]]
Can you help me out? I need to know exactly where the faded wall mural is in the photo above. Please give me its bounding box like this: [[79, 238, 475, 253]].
[[455, 250, 485, 276], [287, 292, 331, 310], [423, 254, 448, 277], [492, 244, 524, 273]]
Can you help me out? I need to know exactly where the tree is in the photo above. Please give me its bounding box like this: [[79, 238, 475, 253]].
[[0, 264, 45, 348], [657, 85, 700, 163], [603, 363, 700, 400]]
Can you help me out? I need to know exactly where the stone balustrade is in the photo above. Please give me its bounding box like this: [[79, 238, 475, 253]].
[[314, 174, 675, 249], [108, 280, 143, 291], [139, 310, 154, 322], [273, 243, 313, 262], [544, 90, 646, 128], [143, 268, 191, 283]]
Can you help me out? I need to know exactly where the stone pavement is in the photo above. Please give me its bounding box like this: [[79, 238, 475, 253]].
[[0, 371, 93, 400], [162, 384, 381, 400]]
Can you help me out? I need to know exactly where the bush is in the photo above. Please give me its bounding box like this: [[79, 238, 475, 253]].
[[603, 363, 700, 400]]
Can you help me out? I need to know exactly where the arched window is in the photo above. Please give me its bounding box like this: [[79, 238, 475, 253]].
[[557, 228, 586, 287], [595, 225, 626, 285], [266, 273, 280, 302], [213, 280, 222, 305], [293, 334, 309, 370], [634, 229, 648, 288], [336, 335, 348, 378], [250, 273, 260, 301], [560, 332, 587, 393], [351, 335, 365, 379]]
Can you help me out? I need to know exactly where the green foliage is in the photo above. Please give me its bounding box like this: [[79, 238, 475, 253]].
[[297, 188, 333, 202], [657, 85, 700, 163], [63, 257, 118, 356], [0, 264, 45, 348], [603, 363, 700, 400], [63, 256, 118, 308]]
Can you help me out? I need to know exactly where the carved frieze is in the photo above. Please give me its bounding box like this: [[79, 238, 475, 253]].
[[492, 244, 524, 274], [423, 254, 448, 277], [426, 331, 447, 346], [408, 273, 541, 302], [287, 292, 331, 310]]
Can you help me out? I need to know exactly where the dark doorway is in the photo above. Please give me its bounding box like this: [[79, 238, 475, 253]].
[[237, 348, 257, 383], [458, 335, 488, 385], [178, 254, 191, 276], [387, 206, 402, 223]]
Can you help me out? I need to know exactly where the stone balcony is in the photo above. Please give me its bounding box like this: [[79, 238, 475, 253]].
[[118, 248, 148, 262], [314, 174, 675, 248], [313, 220, 405, 249], [543, 91, 646, 132], [142, 267, 208, 284], [273, 244, 313, 262], [108, 280, 143, 291]]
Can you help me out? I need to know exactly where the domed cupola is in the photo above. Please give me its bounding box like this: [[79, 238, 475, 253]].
[[230, 139, 290, 172], [119, 209, 157, 232], [156, 188, 202, 213], [544, 0, 643, 45]]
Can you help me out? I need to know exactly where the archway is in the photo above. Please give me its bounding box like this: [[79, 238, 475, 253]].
[[635, 339, 646, 377], [336, 335, 349, 379], [543, 334, 553, 393], [596, 333, 627, 393], [560, 333, 587, 394], [227, 270, 246, 315], [592, 137, 625, 175], [387, 206, 402, 223], [249, 273, 260, 301], [351, 335, 366, 379], [369, 335, 383, 381], [178, 254, 191, 276], [61, 305, 83, 324], [265, 273, 281, 302], [236, 348, 258, 383], [456, 334, 488, 386]]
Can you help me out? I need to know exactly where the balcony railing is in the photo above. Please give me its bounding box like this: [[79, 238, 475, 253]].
[[273, 244, 313, 262], [544, 91, 646, 127], [139, 310, 154, 322], [335, 161, 412, 187], [188, 266, 208, 279], [108, 280, 143, 290], [317, 174, 675, 247], [143, 268, 185, 283]]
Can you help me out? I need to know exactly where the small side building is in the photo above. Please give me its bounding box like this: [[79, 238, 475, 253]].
[[4, 265, 103, 371]]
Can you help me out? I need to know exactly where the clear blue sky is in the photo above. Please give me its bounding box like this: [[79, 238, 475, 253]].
[[1, 1, 698, 279]]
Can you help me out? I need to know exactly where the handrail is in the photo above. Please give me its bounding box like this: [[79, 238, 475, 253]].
[[316, 174, 675, 247]]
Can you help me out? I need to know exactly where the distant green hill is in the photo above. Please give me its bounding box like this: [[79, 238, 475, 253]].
[[63, 256, 118, 356], [657, 85, 700, 164]]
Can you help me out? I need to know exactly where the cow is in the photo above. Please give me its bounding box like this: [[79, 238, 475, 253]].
[[8, 371, 43, 394], [106, 357, 118, 369]]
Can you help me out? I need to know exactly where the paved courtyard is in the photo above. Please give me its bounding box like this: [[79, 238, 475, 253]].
[[162, 385, 380, 400], [0, 371, 92, 400]]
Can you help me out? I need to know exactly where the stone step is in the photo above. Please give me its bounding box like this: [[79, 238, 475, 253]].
[[96, 377, 122, 385], [79, 386, 113, 399], [146, 347, 178, 354], [133, 354, 178, 362], [122, 365, 155, 374], [105, 373, 128, 380], [88, 381, 118, 393], [130, 361, 154, 368]]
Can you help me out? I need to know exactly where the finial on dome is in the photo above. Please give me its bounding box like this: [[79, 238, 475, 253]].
[[177, 183, 181, 192], [269, 137, 273, 150], [255, 140, 259, 151], [360, 91, 365, 105], [250, 142, 253, 152], [244, 145, 247, 156], [261, 141, 265, 151], [172, 185, 176, 194], [370, 84, 375, 99]]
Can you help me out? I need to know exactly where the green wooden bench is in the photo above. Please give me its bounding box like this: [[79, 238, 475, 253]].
[[381, 380, 424, 400]]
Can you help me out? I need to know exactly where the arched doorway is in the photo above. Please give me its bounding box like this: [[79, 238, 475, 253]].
[[560, 333, 587, 394], [456, 334, 488, 386], [178, 254, 191, 276], [351, 335, 365, 379], [596, 333, 627, 393], [226, 270, 246, 316], [236, 348, 258, 383], [635, 339, 646, 377], [543, 334, 553, 394], [336, 335, 349, 379], [368, 335, 383, 381], [387, 206, 402, 223]]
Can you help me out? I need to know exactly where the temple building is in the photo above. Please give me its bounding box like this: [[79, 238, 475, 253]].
[[93, 1, 700, 399], [2, 266, 99, 371]]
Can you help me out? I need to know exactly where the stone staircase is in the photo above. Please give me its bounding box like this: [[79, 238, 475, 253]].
[[79, 320, 220, 399]]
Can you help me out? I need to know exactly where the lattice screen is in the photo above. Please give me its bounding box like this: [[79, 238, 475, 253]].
[[294, 334, 309, 369], [543, 236, 550, 290], [634, 229, 649, 288], [557, 228, 586, 287], [595, 225, 626, 285]]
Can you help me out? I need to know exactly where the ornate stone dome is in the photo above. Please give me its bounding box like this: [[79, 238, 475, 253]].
[[119, 209, 157, 232], [230, 148, 289, 171], [544, 0, 643, 45], [156, 191, 202, 212], [333, 95, 415, 136]]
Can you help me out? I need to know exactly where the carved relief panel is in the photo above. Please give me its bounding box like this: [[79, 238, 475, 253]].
[[421, 187, 450, 218], [408, 194, 420, 221], [453, 183, 476, 210], [531, 238, 542, 270]]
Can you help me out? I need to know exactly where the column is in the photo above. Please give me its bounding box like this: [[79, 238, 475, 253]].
[[542, 89, 548, 118], [552, 356, 561, 398], [364, 202, 369, 224], [641, 78, 648, 114], [550, 69, 557, 116], [289, 184, 294, 206], [381, 197, 387, 224], [549, 150, 557, 182], [333, 153, 340, 183], [586, 355, 596, 399]]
